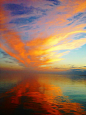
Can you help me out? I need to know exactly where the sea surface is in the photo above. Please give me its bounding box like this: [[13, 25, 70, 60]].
[[0, 72, 86, 115]]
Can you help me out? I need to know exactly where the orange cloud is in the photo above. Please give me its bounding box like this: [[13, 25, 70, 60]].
[[0, 0, 86, 71], [47, 38, 86, 52]]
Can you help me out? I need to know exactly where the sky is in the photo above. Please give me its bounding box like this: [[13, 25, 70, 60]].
[[0, 0, 86, 74]]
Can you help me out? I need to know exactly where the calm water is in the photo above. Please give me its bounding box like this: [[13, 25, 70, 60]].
[[0, 72, 86, 115]]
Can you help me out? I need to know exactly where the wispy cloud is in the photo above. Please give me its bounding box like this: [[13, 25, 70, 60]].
[[0, 49, 10, 58], [0, 0, 86, 71]]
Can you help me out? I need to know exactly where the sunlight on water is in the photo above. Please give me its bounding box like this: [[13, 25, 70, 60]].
[[0, 72, 86, 115]]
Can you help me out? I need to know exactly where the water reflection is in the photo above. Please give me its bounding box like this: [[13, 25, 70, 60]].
[[0, 73, 86, 115]]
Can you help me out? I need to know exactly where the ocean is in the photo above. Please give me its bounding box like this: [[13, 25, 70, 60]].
[[0, 72, 86, 115]]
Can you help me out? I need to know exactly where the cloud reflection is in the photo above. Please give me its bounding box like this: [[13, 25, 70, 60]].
[[0, 73, 86, 115]]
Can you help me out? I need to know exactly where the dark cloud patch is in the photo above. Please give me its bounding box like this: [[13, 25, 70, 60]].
[[72, 69, 81, 71], [70, 69, 86, 75], [11, 7, 32, 16], [4, 3, 47, 16], [8, 57, 17, 61], [71, 66, 75, 68], [73, 12, 83, 19], [79, 16, 86, 23], [67, 18, 72, 21], [5, 61, 13, 63], [27, 55, 31, 60], [4, 4, 33, 15], [83, 66, 86, 67], [67, 12, 86, 26], [46, 0, 61, 6], [71, 65, 82, 69], [19, 26, 32, 31], [67, 21, 74, 26], [35, 7, 48, 15], [4, 3, 23, 11], [68, 12, 83, 21], [10, 16, 41, 25], [18, 63, 25, 67]]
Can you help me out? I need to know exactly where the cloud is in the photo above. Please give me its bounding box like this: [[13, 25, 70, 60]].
[[46, 0, 61, 6], [4, 3, 47, 16], [0, 0, 86, 71], [53, 67, 60, 69], [46, 37, 86, 52], [69, 69, 86, 75], [4, 3, 24, 11], [10, 16, 41, 25], [5, 61, 13, 63], [83, 66, 86, 67], [0, 49, 9, 56], [0, 49, 10, 58], [71, 67, 76, 69], [0, 31, 29, 65]]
